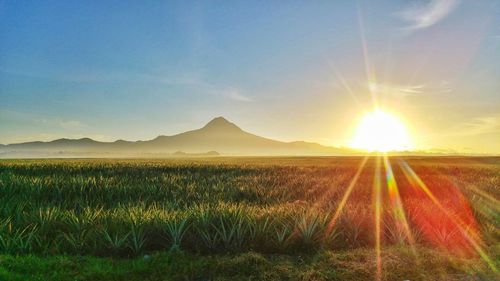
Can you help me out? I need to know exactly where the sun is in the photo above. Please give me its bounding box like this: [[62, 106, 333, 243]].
[[350, 109, 412, 152]]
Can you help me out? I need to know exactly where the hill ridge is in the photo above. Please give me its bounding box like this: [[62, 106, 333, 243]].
[[0, 116, 351, 157]]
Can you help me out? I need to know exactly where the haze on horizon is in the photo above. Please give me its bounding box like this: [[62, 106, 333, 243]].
[[1, 1, 499, 154]]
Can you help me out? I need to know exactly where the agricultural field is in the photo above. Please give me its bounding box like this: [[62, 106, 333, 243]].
[[0, 157, 498, 281]]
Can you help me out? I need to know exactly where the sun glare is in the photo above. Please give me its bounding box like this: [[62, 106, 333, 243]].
[[350, 109, 412, 152]]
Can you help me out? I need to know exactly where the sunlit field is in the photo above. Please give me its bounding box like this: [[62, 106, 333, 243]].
[[0, 157, 498, 280]]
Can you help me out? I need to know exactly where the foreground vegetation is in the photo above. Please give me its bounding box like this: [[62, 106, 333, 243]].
[[0, 157, 498, 280], [2, 246, 497, 281]]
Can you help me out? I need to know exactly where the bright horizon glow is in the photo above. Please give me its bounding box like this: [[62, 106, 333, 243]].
[[350, 109, 412, 152]]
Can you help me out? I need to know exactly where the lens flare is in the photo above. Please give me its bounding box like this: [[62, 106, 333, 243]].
[[398, 161, 497, 272], [373, 157, 383, 281], [383, 155, 415, 246], [326, 156, 369, 235]]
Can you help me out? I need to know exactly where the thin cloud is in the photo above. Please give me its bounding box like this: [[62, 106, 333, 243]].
[[35, 118, 84, 130], [1, 109, 85, 130], [0, 67, 254, 102], [436, 114, 500, 139], [366, 82, 427, 97], [398, 84, 426, 94], [365, 81, 452, 97], [2, 133, 114, 144], [397, 0, 460, 30], [58, 120, 83, 129], [223, 89, 253, 102], [146, 73, 254, 102], [459, 115, 500, 136]]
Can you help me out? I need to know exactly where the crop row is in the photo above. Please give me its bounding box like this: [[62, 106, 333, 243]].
[[0, 158, 498, 257]]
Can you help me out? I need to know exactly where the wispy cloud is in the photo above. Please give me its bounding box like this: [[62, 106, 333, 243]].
[[432, 114, 500, 142], [58, 120, 83, 129], [396, 0, 460, 30], [34, 118, 84, 130], [368, 82, 426, 96], [0, 66, 254, 102], [0, 66, 130, 83], [1, 109, 85, 130], [143, 74, 254, 102], [457, 114, 500, 136], [2, 133, 114, 144], [0, 110, 102, 144], [222, 89, 253, 102], [365, 81, 451, 97]]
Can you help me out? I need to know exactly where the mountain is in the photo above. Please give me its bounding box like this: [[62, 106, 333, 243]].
[[0, 117, 354, 158]]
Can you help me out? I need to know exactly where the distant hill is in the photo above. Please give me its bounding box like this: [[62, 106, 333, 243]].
[[0, 117, 355, 158]]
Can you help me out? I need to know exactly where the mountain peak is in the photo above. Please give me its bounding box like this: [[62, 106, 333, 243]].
[[202, 117, 242, 132]]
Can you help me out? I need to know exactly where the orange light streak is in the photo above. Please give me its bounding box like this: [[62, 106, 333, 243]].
[[326, 156, 369, 235], [399, 161, 497, 273], [373, 156, 383, 281]]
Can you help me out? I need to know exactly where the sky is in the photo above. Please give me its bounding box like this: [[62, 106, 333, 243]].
[[1, 0, 499, 153]]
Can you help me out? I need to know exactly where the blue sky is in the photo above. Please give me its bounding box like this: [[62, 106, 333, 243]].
[[1, 0, 499, 152]]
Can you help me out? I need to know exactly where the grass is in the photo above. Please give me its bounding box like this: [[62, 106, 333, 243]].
[[0, 156, 498, 280], [0, 246, 496, 281]]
